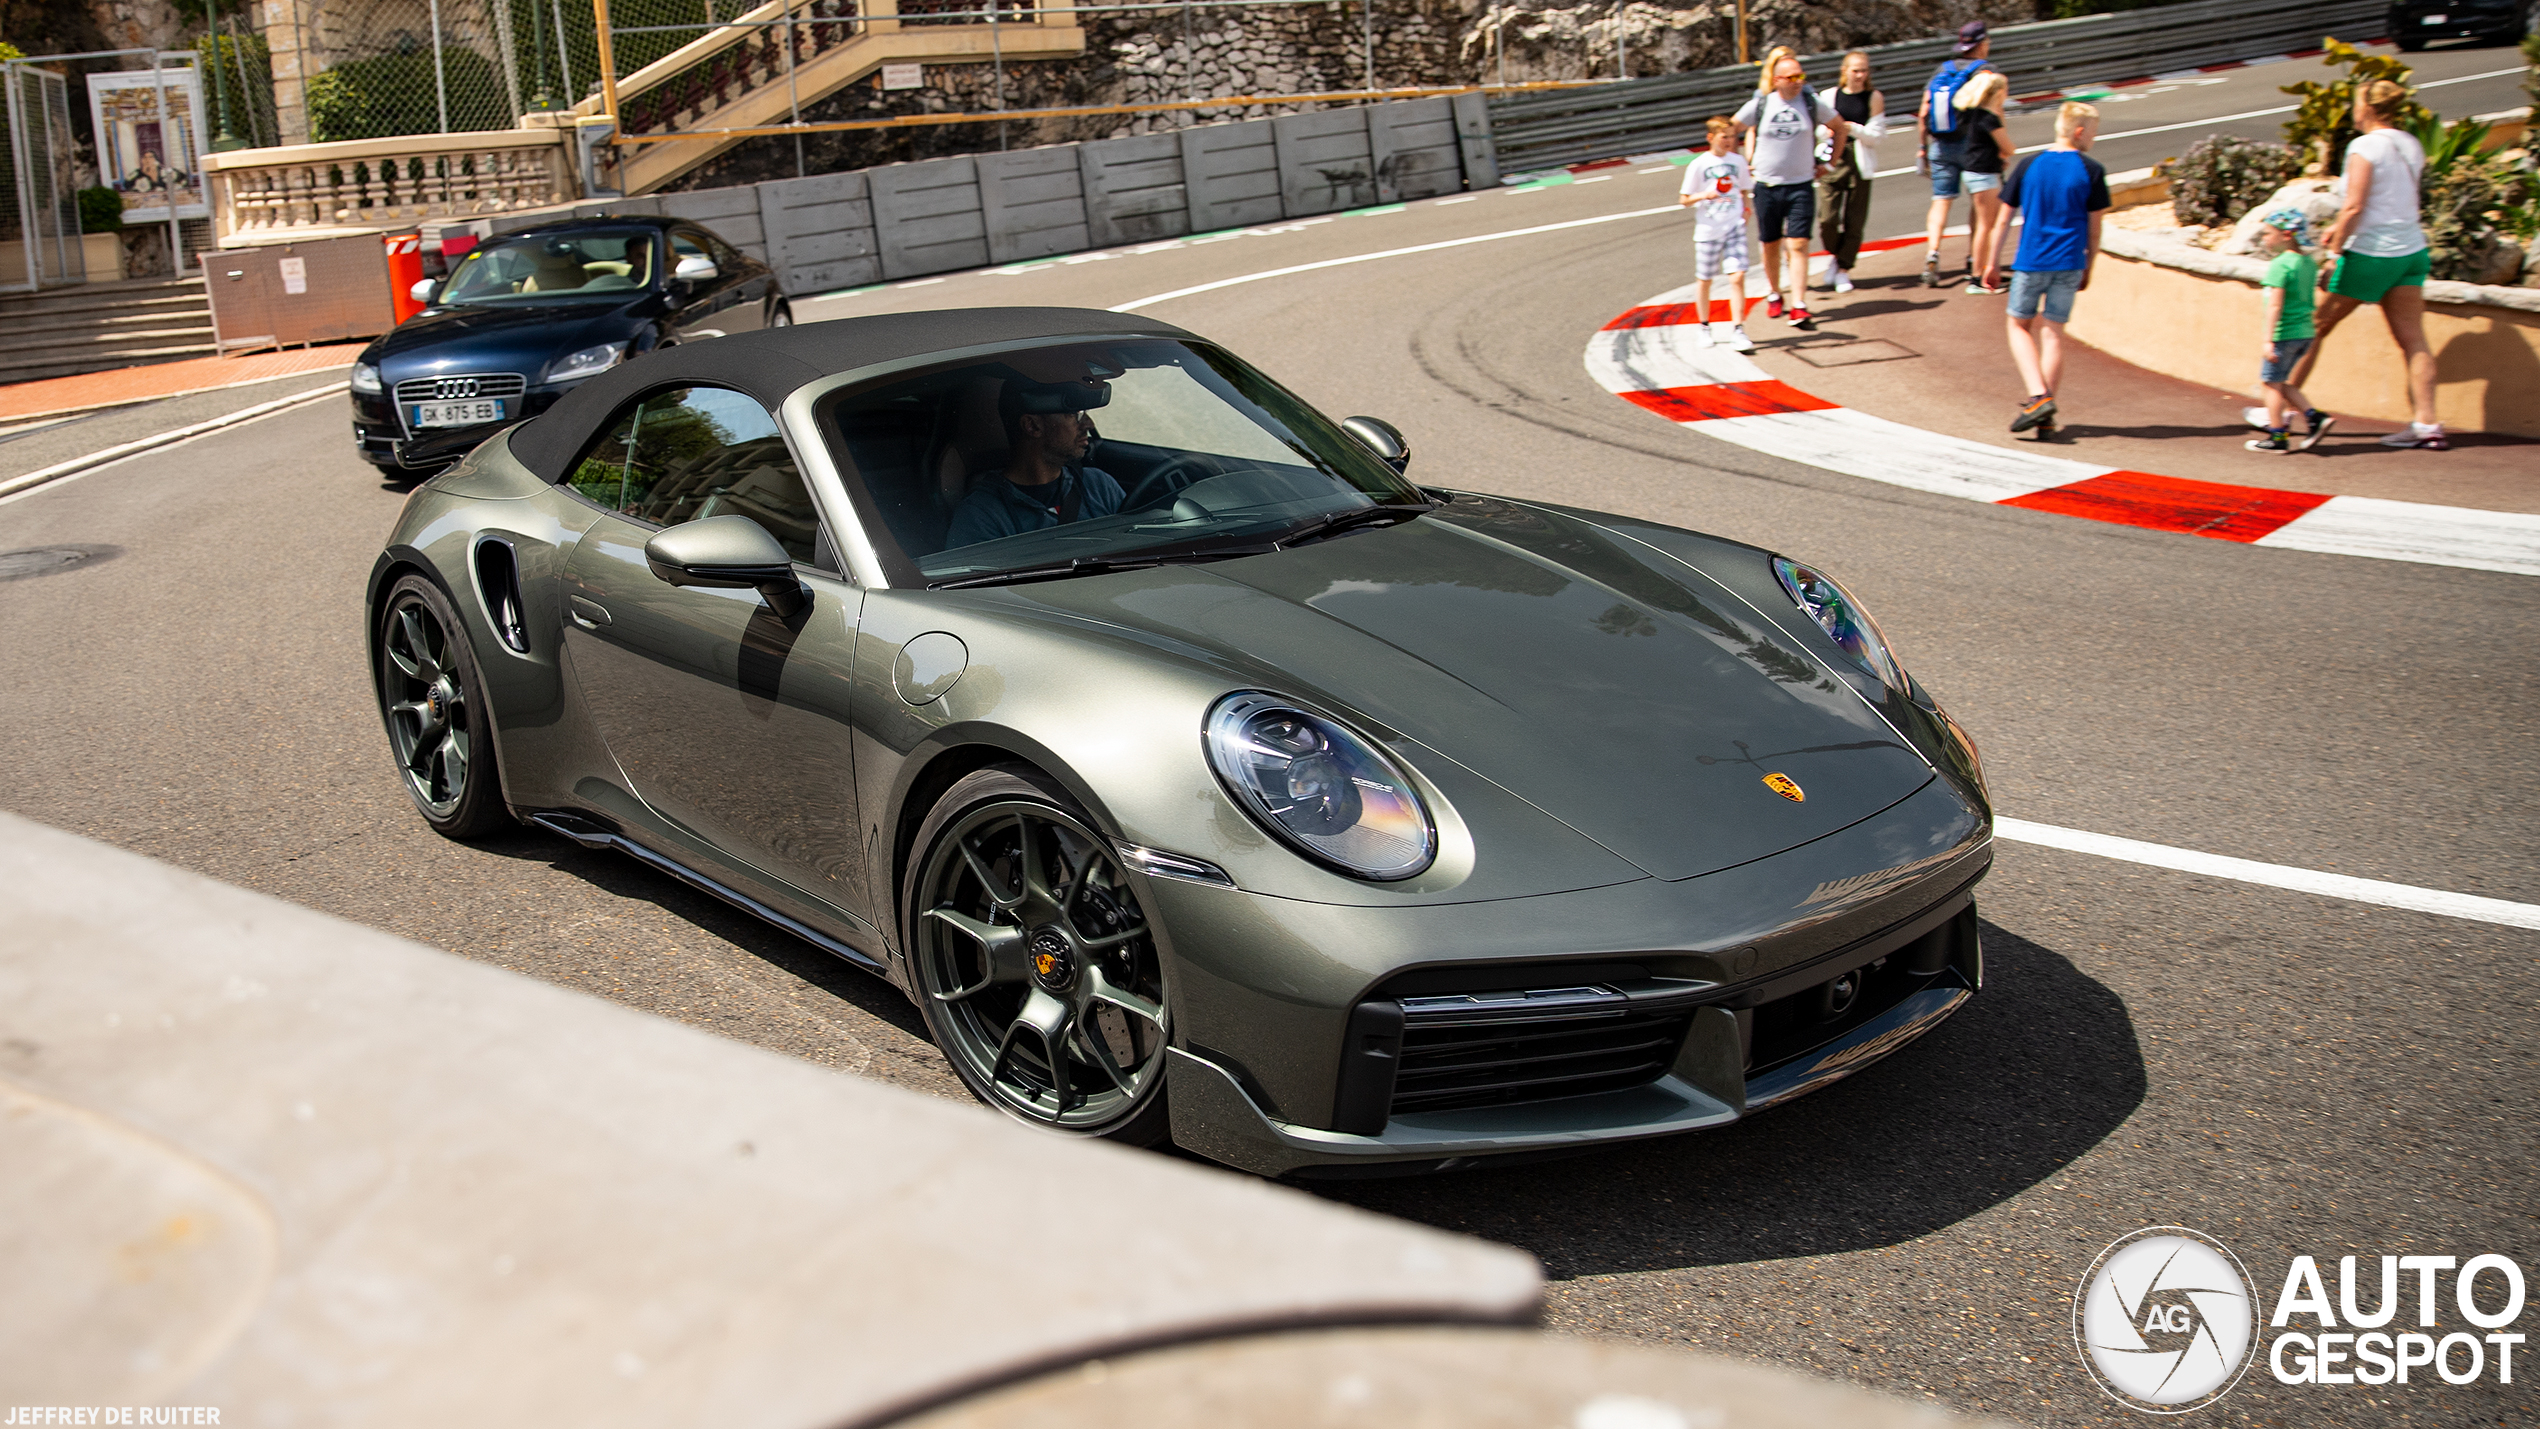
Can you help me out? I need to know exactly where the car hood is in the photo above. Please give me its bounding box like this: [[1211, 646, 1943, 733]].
[[1019, 496, 1935, 882], [371, 299, 649, 378]]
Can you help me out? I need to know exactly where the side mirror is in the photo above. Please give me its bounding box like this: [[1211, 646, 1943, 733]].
[[409, 277, 437, 304], [673, 254, 719, 284], [1342, 415, 1410, 475], [643, 515, 806, 619]]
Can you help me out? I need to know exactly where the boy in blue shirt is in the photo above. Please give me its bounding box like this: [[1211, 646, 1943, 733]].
[[1999, 102, 2109, 438]]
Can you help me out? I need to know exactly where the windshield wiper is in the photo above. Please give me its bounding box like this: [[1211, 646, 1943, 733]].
[[928, 546, 1270, 590], [1271, 501, 1435, 549]]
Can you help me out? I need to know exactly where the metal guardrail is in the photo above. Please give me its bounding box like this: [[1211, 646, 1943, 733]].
[[1484, 0, 2386, 172]]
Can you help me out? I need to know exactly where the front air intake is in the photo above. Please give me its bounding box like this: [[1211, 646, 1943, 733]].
[[1389, 987, 1695, 1115]]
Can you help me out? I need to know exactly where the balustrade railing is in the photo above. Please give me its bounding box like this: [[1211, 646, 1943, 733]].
[[203, 131, 575, 243]]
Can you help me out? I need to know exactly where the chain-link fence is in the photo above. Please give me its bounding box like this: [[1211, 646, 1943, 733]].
[[286, 0, 756, 143], [1, 62, 88, 289], [198, 31, 284, 149]]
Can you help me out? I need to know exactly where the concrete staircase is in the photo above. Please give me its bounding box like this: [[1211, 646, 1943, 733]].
[[580, 0, 1085, 195], [0, 277, 218, 384]]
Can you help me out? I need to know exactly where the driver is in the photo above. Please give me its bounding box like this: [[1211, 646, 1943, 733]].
[[943, 377, 1127, 549]]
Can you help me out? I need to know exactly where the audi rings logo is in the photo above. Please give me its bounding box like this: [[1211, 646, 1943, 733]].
[[433, 376, 483, 400], [2074, 1227, 2259, 1413]]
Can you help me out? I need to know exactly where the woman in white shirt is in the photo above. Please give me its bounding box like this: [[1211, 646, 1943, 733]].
[[2293, 78, 2443, 449], [1816, 51, 1887, 294]]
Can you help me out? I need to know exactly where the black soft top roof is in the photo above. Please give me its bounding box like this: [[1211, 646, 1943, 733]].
[[507, 306, 1197, 481]]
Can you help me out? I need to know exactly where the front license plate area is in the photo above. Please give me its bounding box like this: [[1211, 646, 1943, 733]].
[[2422, 13, 2446, 21], [410, 398, 507, 427]]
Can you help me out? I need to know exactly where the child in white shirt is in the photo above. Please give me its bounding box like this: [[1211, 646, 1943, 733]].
[[1678, 116, 1757, 351]]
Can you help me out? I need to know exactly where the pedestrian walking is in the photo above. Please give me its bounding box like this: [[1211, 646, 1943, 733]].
[[1735, 54, 1848, 333], [2245, 209, 2333, 453], [1680, 116, 1759, 351], [1954, 72, 2017, 292], [2288, 77, 2445, 449], [2000, 102, 2109, 437], [1917, 20, 1997, 288], [1816, 50, 1886, 294]]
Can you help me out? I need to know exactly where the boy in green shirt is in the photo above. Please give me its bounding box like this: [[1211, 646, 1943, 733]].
[[2247, 209, 2334, 453]]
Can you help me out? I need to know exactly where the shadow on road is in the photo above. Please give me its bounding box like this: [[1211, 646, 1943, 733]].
[[1317, 919, 2143, 1279], [464, 825, 936, 1043]]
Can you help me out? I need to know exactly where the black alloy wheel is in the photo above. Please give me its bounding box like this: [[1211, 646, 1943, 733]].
[[905, 768, 1172, 1143], [376, 573, 511, 839]]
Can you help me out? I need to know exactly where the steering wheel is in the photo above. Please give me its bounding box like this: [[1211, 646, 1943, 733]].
[[1117, 455, 1215, 513]]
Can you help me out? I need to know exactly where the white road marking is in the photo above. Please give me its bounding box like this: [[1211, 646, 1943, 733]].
[[1995, 818, 2540, 931], [1872, 66, 2527, 175], [0, 382, 350, 504], [1111, 204, 1678, 311]]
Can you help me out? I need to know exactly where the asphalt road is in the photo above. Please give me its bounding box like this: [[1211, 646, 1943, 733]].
[[3, 42, 2534, 1428]]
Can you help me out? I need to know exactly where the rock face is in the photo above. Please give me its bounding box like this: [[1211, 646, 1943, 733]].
[[667, 0, 2039, 188]]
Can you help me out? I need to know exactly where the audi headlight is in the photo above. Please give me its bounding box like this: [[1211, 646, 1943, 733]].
[[350, 361, 383, 395], [1204, 692, 1435, 881], [1773, 556, 1903, 689], [546, 342, 625, 383]]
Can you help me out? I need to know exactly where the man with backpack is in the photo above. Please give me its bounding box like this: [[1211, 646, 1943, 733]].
[[1917, 21, 1997, 288], [1735, 53, 1848, 333]]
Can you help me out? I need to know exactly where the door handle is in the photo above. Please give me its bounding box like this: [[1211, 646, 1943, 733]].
[[568, 595, 612, 629]]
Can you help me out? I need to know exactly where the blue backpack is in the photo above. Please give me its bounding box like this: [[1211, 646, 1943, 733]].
[[1923, 59, 1987, 135]]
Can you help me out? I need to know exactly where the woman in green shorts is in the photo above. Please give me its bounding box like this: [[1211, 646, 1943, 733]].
[[2291, 78, 2443, 449]]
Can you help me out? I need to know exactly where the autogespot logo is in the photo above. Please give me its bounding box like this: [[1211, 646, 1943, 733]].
[[2074, 1226, 2260, 1413]]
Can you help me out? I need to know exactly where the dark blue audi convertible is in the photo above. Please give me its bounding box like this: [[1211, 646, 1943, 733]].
[[349, 215, 788, 473]]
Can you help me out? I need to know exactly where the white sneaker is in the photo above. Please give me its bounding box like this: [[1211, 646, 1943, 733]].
[[1695, 323, 1716, 348], [1831, 267, 1855, 293], [1727, 324, 1755, 352]]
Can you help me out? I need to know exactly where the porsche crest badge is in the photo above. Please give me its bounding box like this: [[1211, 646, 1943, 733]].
[[1762, 771, 1805, 802]]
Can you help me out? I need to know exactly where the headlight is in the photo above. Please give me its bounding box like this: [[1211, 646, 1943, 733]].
[[1204, 692, 1435, 881], [1773, 556, 1903, 689], [546, 342, 625, 383], [350, 361, 383, 395]]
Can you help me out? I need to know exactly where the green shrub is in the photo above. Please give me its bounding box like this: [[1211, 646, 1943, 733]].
[[76, 187, 123, 234], [2280, 40, 2431, 175], [308, 47, 508, 142], [2419, 131, 2536, 282], [2163, 135, 2304, 227]]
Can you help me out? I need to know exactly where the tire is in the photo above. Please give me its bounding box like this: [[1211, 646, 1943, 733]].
[[902, 767, 1173, 1145], [2397, 33, 2427, 48], [376, 573, 513, 840]]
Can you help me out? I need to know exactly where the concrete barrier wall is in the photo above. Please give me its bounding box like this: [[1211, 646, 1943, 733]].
[[626, 96, 1474, 298], [2072, 230, 2540, 439]]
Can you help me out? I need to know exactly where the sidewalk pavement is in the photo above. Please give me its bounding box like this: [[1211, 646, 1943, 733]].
[[0, 343, 365, 426], [1739, 242, 2538, 516]]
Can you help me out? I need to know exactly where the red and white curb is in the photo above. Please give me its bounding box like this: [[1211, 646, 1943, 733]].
[[1586, 284, 2540, 577]]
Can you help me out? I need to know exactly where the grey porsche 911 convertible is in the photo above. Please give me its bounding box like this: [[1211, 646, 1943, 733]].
[[367, 307, 1992, 1177]]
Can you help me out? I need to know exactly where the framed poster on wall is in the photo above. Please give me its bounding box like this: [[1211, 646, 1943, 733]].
[[87, 68, 209, 224]]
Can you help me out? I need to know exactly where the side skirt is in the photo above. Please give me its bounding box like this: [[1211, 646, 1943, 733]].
[[526, 811, 890, 978]]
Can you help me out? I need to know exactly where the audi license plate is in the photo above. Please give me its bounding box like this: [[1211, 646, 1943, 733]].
[[411, 398, 506, 427], [2422, 12, 2446, 20]]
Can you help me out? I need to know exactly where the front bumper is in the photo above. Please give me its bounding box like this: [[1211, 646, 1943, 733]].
[[1149, 773, 1992, 1176], [353, 387, 568, 469], [1169, 949, 1980, 1179]]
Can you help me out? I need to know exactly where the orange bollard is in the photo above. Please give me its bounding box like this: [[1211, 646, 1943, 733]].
[[385, 232, 426, 324]]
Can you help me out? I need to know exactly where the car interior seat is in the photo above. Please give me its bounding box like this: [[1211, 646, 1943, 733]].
[[522, 249, 588, 293], [924, 376, 1009, 528]]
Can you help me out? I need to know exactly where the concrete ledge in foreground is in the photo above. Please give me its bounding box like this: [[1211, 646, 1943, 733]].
[[0, 810, 1538, 1426]]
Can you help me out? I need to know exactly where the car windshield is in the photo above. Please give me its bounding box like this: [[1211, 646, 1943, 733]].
[[824, 338, 1426, 586], [438, 230, 656, 305]]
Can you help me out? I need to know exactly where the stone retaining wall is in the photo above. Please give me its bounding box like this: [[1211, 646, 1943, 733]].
[[2068, 227, 2540, 439]]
